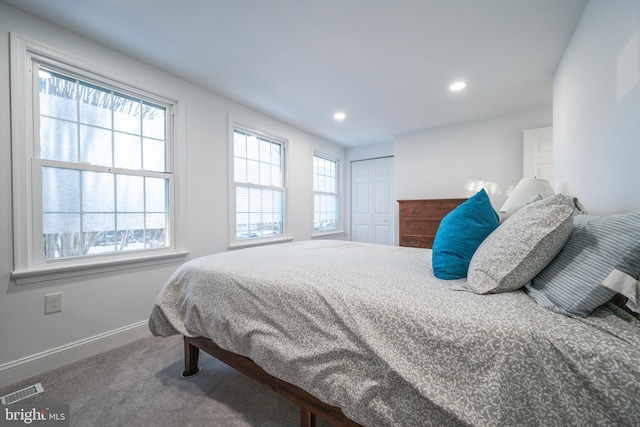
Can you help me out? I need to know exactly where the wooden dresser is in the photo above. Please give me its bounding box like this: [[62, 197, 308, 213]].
[[398, 199, 466, 249]]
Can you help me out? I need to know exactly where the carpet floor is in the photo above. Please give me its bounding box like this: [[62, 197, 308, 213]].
[[0, 334, 334, 427]]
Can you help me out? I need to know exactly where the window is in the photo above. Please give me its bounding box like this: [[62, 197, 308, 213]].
[[10, 35, 184, 282], [313, 154, 339, 232], [38, 68, 170, 259], [232, 125, 286, 241]]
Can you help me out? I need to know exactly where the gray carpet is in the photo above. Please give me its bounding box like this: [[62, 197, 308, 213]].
[[0, 335, 334, 427]]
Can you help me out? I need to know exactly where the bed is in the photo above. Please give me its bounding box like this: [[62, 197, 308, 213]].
[[149, 236, 640, 426]]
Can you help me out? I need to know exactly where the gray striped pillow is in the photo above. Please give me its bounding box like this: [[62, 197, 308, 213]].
[[526, 213, 640, 317]]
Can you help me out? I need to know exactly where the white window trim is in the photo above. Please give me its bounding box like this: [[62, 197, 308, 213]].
[[10, 33, 188, 284], [312, 151, 344, 238], [227, 115, 291, 249]]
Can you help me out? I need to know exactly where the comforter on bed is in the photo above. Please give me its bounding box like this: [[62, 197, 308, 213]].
[[149, 240, 640, 426]]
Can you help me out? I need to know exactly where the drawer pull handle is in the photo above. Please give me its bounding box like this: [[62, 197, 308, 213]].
[[412, 209, 421, 215], [411, 225, 421, 231], [411, 242, 422, 247]]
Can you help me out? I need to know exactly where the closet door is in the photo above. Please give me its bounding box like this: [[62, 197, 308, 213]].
[[351, 157, 395, 245], [523, 127, 553, 180]]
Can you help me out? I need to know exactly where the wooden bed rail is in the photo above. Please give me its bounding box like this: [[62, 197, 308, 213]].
[[183, 336, 363, 427]]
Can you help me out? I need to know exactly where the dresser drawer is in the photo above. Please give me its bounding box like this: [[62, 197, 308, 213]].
[[399, 235, 436, 249], [399, 220, 440, 237], [399, 200, 462, 220]]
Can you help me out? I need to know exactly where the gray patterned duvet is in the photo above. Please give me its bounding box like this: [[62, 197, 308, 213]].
[[149, 240, 640, 426]]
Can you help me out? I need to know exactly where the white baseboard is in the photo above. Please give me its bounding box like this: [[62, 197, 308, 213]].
[[0, 321, 151, 389]]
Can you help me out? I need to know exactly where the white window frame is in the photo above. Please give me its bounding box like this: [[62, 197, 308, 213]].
[[10, 34, 187, 284], [228, 116, 291, 248], [312, 152, 343, 237]]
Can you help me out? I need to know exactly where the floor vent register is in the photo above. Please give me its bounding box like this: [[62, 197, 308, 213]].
[[0, 383, 44, 404]]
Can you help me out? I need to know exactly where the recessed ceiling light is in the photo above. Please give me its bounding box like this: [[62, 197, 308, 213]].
[[334, 112, 346, 121], [449, 81, 466, 91]]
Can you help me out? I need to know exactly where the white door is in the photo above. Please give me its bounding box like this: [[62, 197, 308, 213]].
[[351, 157, 395, 245], [523, 127, 553, 180]]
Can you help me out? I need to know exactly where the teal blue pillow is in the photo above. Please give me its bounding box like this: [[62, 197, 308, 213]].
[[432, 189, 499, 279]]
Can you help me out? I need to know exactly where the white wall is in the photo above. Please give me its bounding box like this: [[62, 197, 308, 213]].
[[394, 105, 553, 211], [0, 3, 344, 387], [554, 0, 640, 215]]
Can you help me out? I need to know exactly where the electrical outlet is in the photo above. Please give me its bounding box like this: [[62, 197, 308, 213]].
[[45, 292, 63, 314]]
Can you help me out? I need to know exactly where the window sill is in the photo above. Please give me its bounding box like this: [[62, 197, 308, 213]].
[[312, 230, 346, 239], [228, 236, 293, 250], [12, 250, 189, 285]]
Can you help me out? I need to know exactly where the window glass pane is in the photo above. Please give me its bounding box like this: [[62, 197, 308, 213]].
[[79, 83, 112, 128], [116, 175, 144, 212], [80, 125, 112, 167], [83, 213, 116, 254], [83, 213, 115, 233], [145, 226, 166, 249], [39, 70, 76, 121], [43, 213, 80, 235], [237, 187, 252, 239], [116, 213, 144, 251], [246, 159, 260, 184], [145, 177, 167, 212], [234, 157, 247, 183], [271, 144, 281, 167], [143, 138, 166, 172], [234, 131, 247, 158], [234, 130, 282, 186], [271, 164, 282, 186], [42, 167, 80, 213], [40, 117, 78, 162], [236, 184, 249, 238], [114, 132, 142, 170], [236, 187, 283, 238], [236, 186, 249, 211], [82, 171, 114, 212], [246, 135, 259, 161], [273, 190, 283, 211], [122, 231, 143, 252], [43, 217, 82, 259], [315, 194, 338, 230], [248, 187, 262, 213], [142, 103, 165, 140], [145, 215, 166, 248], [260, 161, 271, 185], [117, 213, 144, 230], [260, 139, 272, 164], [146, 213, 166, 230], [113, 93, 141, 134], [248, 212, 262, 236], [236, 213, 249, 237]]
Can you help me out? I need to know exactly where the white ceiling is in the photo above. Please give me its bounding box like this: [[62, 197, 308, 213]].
[[3, 0, 588, 147]]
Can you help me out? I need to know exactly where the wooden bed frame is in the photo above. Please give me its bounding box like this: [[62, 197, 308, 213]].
[[182, 336, 363, 427]]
